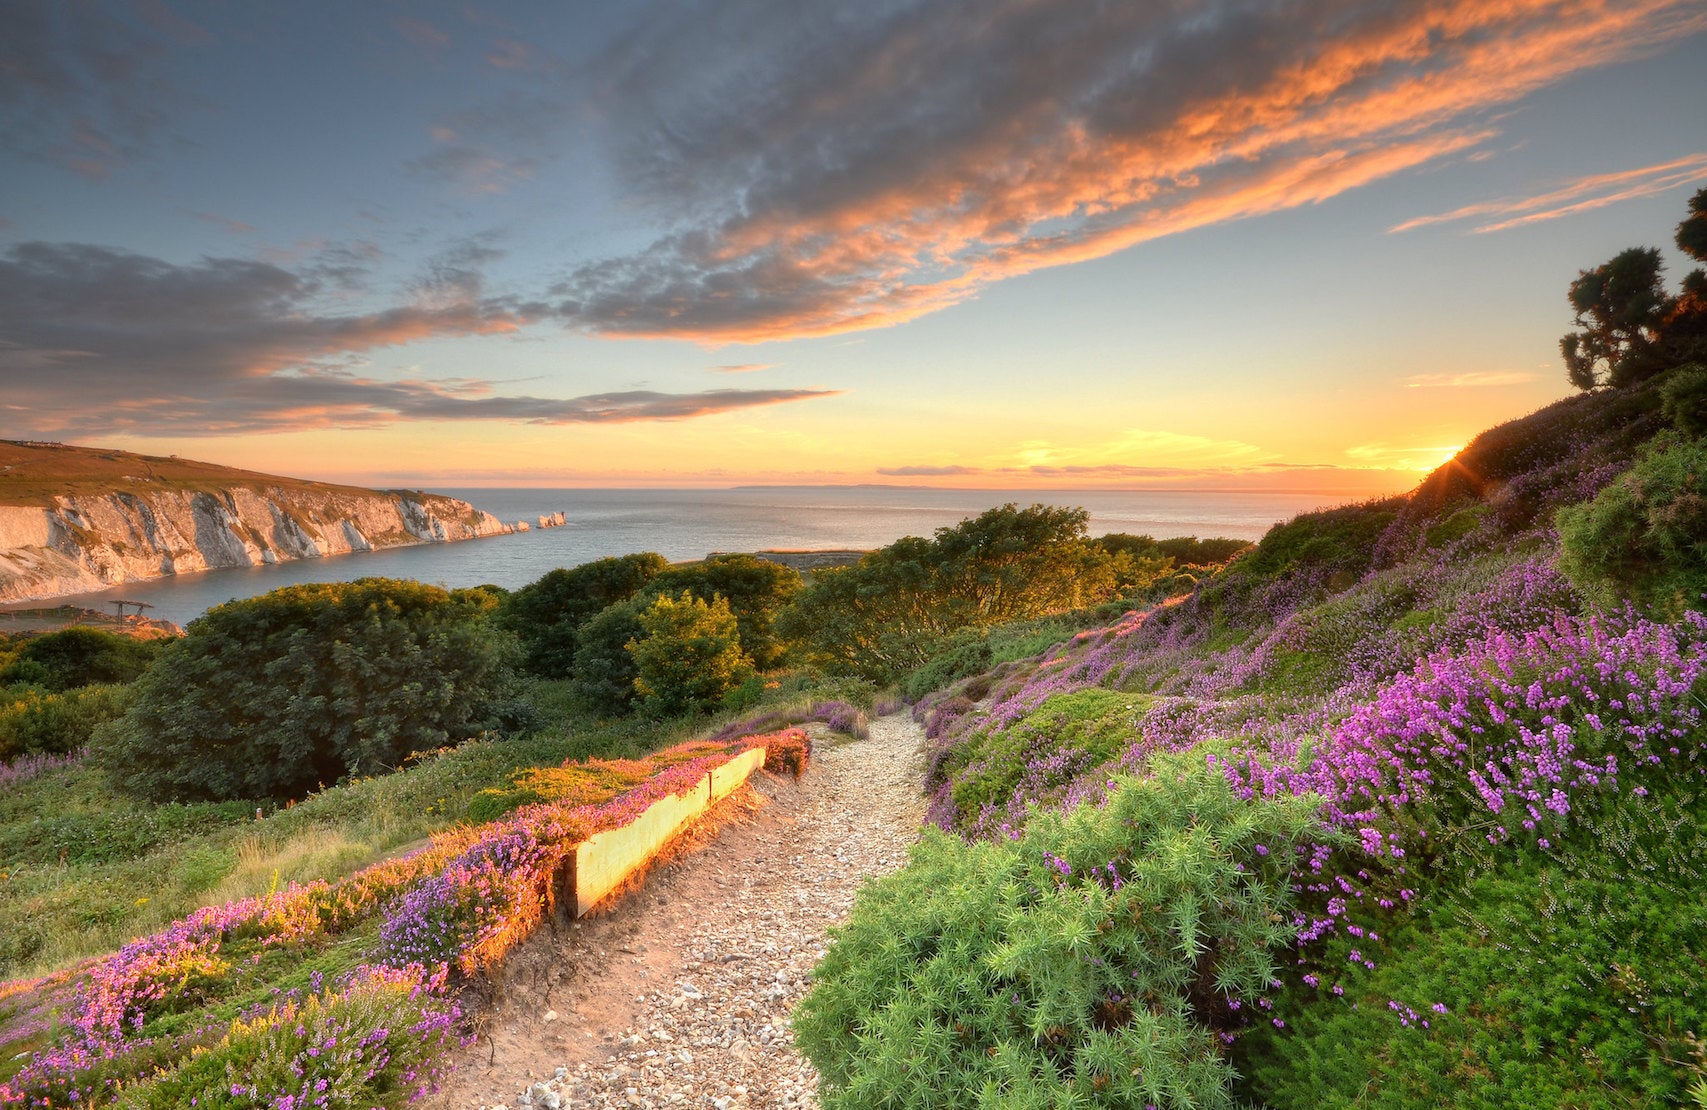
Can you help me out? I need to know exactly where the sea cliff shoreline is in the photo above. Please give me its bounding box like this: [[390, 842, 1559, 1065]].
[[0, 486, 514, 605]]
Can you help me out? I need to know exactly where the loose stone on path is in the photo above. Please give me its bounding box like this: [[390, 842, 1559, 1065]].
[[433, 712, 927, 1110]]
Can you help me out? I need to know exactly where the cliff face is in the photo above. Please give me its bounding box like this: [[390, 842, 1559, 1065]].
[[0, 485, 511, 604]]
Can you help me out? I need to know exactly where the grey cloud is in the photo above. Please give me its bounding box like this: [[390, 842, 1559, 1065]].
[[0, 0, 201, 178], [0, 241, 836, 436]]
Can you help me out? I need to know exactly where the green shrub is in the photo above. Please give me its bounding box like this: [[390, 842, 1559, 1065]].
[[648, 554, 802, 669], [1233, 498, 1404, 583], [794, 757, 1329, 1110], [0, 627, 164, 691], [92, 579, 518, 802], [1660, 362, 1707, 436], [570, 597, 648, 715], [628, 592, 755, 717], [901, 629, 994, 701], [1558, 434, 1707, 611], [928, 689, 1152, 832], [0, 682, 130, 761], [501, 553, 670, 677]]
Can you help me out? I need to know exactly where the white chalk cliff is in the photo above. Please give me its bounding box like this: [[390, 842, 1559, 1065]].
[[0, 486, 511, 604]]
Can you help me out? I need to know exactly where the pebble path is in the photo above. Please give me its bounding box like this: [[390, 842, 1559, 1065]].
[[471, 712, 926, 1110]]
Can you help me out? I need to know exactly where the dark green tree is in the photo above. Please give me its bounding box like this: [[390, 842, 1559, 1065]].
[[500, 553, 669, 677], [1561, 246, 1668, 390], [627, 592, 755, 717], [1658, 187, 1707, 367], [1677, 186, 1707, 263], [93, 578, 516, 802], [569, 597, 648, 715]]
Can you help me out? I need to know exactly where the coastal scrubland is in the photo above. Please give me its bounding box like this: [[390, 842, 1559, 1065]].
[[0, 190, 1704, 1106]]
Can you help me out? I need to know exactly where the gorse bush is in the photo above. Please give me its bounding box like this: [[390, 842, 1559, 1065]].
[[93, 578, 518, 803], [1558, 433, 1707, 612], [794, 757, 1330, 1110]]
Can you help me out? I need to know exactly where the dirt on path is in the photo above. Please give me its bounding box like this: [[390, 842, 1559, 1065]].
[[427, 711, 928, 1110]]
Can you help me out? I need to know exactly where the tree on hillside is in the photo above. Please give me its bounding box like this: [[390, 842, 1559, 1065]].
[[94, 578, 516, 802], [1562, 189, 1707, 390], [1659, 186, 1707, 366], [501, 553, 669, 677], [1560, 246, 1668, 390], [1677, 186, 1707, 262]]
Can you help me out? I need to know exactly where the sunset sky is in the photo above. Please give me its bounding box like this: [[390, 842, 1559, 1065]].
[[3, 1, 1705, 491]]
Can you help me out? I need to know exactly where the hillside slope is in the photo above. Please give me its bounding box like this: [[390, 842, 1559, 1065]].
[[0, 440, 513, 603], [877, 372, 1707, 1107]]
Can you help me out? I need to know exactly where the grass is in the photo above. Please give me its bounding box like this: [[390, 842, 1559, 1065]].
[[0, 681, 699, 979], [0, 672, 859, 981], [0, 440, 487, 524]]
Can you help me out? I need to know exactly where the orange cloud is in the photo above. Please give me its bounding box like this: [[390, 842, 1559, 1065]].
[[1392, 152, 1707, 233], [566, 0, 1707, 343], [1401, 370, 1539, 387]]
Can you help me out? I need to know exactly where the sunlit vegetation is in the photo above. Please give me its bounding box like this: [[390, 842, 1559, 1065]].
[[0, 714, 805, 1105], [870, 491, 1706, 1105], [8, 192, 1705, 1107]]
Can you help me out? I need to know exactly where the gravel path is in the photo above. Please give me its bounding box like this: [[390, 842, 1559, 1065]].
[[436, 712, 927, 1110]]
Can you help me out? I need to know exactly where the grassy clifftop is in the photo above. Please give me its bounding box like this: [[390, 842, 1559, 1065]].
[[0, 440, 431, 507]]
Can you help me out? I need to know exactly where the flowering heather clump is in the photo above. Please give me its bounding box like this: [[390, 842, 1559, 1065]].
[[0, 749, 84, 789], [112, 964, 461, 1109], [808, 700, 868, 739], [760, 728, 811, 776]]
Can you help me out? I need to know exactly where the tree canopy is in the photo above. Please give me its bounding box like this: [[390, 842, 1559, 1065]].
[[778, 503, 1122, 681], [627, 592, 756, 717], [94, 578, 517, 802], [500, 553, 670, 677], [1562, 187, 1707, 389]]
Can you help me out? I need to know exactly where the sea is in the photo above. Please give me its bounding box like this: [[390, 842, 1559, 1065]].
[[14, 487, 1357, 629]]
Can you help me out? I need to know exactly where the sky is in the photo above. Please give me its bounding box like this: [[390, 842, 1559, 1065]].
[[2, 1, 1705, 492]]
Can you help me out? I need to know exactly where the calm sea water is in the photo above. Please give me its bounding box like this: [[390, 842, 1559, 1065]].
[[18, 487, 1353, 628]]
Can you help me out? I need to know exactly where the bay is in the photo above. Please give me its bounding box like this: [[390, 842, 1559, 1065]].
[[15, 486, 1357, 628]]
